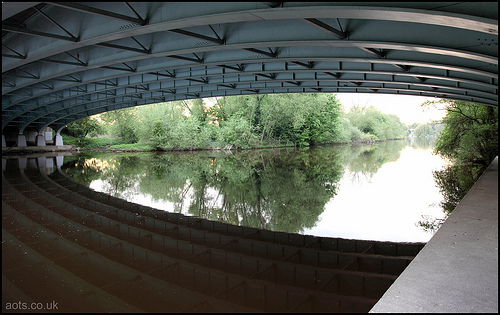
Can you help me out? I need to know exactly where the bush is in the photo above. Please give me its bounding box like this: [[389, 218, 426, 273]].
[[217, 116, 260, 149], [338, 118, 364, 142], [108, 143, 155, 151], [62, 135, 124, 149]]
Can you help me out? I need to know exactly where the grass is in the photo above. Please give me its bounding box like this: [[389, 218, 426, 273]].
[[107, 143, 156, 151], [62, 135, 124, 149], [62, 135, 157, 151]]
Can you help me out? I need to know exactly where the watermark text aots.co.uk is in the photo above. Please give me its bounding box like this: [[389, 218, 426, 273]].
[[5, 301, 58, 311]]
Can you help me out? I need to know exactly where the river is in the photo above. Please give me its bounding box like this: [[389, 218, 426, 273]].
[[60, 137, 449, 243]]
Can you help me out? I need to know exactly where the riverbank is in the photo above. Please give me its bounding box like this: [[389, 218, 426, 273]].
[[2, 137, 407, 156], [2, 145, 78, 156], [72, 138, 406, 153]]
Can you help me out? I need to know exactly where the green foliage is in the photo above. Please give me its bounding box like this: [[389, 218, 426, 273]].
[[99, 108, 138, 143], [414, 123, 432, 137], [212, 93, 344, 147], [413, 122, 443, 137], [416, 100, 498, 232], [426, 100, 498, 165], [206, 94, 314, 147], [62, 117, 103, 146], [344, 106, 406, 140], [217, 115, 260, 149], [108, 143, 156, 151], [62, 135, 124, 149], [68, 93, 420, 151], [151, 117, 211, 150]]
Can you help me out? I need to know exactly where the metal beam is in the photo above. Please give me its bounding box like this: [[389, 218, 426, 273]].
[[2, 44, 26, 59], [1, 24, 78, 42], [170, 28, 225, 45], [96, 42, 151, 54], [301, 18, 347, 39], [168, 54, 203, 63], [360, 47, 386, 58], [46, 2, 148, 26], [39, 58, 87, 67], [244, 48, 277, 58], [33, 6, 79, 41], [101, 63, 136, 72]]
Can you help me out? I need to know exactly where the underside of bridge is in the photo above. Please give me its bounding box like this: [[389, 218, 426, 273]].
[[2, 2, 498, 147]]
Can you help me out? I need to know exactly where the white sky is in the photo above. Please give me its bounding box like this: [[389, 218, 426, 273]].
[[335, 93, 447, 125]]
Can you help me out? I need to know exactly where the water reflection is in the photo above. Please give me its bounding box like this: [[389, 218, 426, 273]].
[[417, 161, 487, 233], [60, 138, 448, 242]]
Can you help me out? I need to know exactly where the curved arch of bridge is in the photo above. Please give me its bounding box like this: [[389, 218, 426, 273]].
[[2, 2, 498, 142]]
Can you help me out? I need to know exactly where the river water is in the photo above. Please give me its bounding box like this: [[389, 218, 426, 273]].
[[61, 137, 449, 243]]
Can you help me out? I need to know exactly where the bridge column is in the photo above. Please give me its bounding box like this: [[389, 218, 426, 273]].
[[16, 134, 27, 147], [54, 132, 63, 146], [2, 135, 5, 148], [36, 132, 46, 146], [25, 129, 37, 145]]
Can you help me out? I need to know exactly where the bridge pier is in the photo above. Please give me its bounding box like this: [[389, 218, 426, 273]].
[[2, 127, 73, 154], [36, 133, 46, 147], [54, 133, 63, 146], [16, 134, 27, 147], [370, 157, 498, 313]]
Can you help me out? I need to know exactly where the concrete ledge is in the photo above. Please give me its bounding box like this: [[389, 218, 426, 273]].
[[370, 157, 498, 313], [2, 145, 77, 155]]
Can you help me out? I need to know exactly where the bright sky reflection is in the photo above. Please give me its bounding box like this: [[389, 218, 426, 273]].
[[301, 146, 449, 242]]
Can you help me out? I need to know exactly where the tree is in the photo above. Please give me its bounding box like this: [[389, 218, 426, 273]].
[[62, 116, 103, 143], [413, 122, 443, 137], [99, 107, 138, 143], [344, 106, 406, 140], [302, 94, 343, 145], [414, 123, 432, 137], [424, 100, 498, 166]]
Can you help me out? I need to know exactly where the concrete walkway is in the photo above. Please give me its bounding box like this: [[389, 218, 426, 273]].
[[370, 157, 498, 313]]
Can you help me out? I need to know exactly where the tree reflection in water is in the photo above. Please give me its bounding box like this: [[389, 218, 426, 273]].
[[63, 148, 344, 234], [62, 138, 448, 238], [418, 162, 488, 233]]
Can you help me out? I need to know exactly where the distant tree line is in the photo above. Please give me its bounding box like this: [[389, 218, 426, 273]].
[[408, 121, 444, 137], [62, 93, 410, 150]]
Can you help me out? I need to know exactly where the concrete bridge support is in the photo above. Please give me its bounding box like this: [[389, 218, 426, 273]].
[[2, 128, 67, 154]]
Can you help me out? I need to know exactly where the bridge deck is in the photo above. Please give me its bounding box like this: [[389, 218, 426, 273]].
[[370, 157, 498, 313]]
